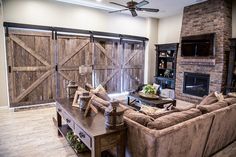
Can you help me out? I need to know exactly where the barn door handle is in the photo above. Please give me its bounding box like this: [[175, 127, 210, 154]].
[[79, 132, 85, 138], [8, 66, 11, 73], [66, 118, 71, 123], [55, 65, 58, 72]]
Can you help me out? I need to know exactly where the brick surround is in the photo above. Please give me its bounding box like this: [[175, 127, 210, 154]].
[[175, 0, 232, 103]]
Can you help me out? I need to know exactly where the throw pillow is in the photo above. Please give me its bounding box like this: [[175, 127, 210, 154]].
[[91, 84, 111, 101], [124, 109, 154, 126], [214, 91, 224, 101], [227, 92, 236, 98], [197, 101, 228, 114], [139, 105, 178, 119], [223, 97, 236, 106], [198, 92, 218, 106], [147, 108, 202, 130]]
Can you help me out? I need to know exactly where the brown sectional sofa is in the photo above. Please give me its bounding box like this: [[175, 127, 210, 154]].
[[85, 84, 236, 157], [124, 103, 236, 157]]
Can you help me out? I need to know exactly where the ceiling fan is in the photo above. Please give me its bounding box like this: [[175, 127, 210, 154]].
[[109, 0, 159, 17]]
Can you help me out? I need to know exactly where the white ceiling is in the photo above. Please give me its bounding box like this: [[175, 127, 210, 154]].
[[56, 0, 207, 18]]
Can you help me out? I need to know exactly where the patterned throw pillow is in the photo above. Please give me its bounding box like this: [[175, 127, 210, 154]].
[[198, 92, 218, 106]]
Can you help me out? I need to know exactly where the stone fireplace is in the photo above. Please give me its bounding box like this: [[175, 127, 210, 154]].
[[175, 0, 232, 103]]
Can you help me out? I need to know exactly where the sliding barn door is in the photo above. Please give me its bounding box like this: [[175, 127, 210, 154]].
[[93, 39, 122, 93], [122, 41, 145, 91], [56, 35, 92, 98], [6, 30, 55, 107], [5, 28, 145, 107]]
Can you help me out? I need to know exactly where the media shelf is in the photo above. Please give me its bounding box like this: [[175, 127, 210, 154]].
[[155, 43, 179, 89]]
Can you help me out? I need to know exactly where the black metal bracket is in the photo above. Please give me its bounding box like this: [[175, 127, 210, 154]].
[[8, 66, 11, 73], [90, 31, 94, 42], [5, 26, 9, 37], [55, 31, 58, 40], [143, 40, 146, 47], [119, 35, 123, 44], [52, 30, 55, 40], [55, 65, 58, 72]]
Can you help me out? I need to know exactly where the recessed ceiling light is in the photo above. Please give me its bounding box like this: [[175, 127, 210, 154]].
[[96, 0, 102, 2]]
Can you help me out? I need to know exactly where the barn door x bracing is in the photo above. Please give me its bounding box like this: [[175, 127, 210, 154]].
[[6, 29, 145, 107], [6, 30, 55, 107], [93, 39, 122, 93], [56, 34, 92, 98]]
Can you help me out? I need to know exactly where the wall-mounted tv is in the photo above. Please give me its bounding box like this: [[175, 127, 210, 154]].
[[181, 33, 215, 57]]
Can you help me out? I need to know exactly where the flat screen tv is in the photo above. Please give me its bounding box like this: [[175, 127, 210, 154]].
[[181, 33, 215, 57]]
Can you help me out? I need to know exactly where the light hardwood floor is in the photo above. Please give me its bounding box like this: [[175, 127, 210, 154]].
[[0, 106, 77, 157]]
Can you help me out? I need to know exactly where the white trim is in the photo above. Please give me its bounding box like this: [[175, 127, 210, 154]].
[[0, 106, 9, 109], [10, 102, 56, 110]]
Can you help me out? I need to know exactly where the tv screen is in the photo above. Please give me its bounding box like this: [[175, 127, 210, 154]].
[[181, 43, 196, 56], [197, 42, 211, 56], [181, 33, 215, 57]]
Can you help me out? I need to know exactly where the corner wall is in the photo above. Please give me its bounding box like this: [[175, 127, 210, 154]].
[[0, 0, 8, 107], [157, 13, 183, 44]]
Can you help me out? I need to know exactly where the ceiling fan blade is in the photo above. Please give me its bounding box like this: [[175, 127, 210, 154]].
[[110, 2, 127, 8], [136, 0, 149, 8], [130, 10, 138, 17], [137, 8, 159, 12], [109, 9, 129, 13]]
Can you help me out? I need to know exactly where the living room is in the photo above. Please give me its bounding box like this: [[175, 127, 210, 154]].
[[0, 0, 236, 157]]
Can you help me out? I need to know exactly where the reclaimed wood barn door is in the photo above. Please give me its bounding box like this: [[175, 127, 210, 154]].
[[56, 35, 92, 98], [93, 39, 122, 93], [6, 29, 55, 107], [122, 41, 145, 91]]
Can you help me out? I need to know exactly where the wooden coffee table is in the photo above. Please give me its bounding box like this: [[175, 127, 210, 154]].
[[127, 92, 176, 109]]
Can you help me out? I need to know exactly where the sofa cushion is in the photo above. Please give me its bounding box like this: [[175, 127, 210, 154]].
[[223, 97, 236, 105], [199, 92, 218, 106], [197, 101, 228, 114], [203, 104, 236, 157], [124, 109, 154, 126], [139, 105, 178, 119], [147, 108, 202, 130], [91, 84, 110, 101]]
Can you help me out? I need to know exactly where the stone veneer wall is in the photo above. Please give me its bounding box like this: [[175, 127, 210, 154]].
[[175, 0, 232, 103]]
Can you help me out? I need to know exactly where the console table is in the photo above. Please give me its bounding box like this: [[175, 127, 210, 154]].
[[55, 98, 126, 157]]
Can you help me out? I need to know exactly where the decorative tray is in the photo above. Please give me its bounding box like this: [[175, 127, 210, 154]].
[[138, 92, 159, 100]]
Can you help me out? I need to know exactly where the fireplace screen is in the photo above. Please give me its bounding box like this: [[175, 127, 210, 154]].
[[183, 72, 210, 97]]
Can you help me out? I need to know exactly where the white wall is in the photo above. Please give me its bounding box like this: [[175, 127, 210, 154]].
[[233, 0, 236, 38], [3, 0, 148, 37], [0, 0, 8, 107], [157, 13, 183, 44], [144, 18, 158, 83]]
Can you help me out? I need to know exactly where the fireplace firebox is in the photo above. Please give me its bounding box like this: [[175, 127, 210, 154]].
[[183, 72, 210, 97]]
